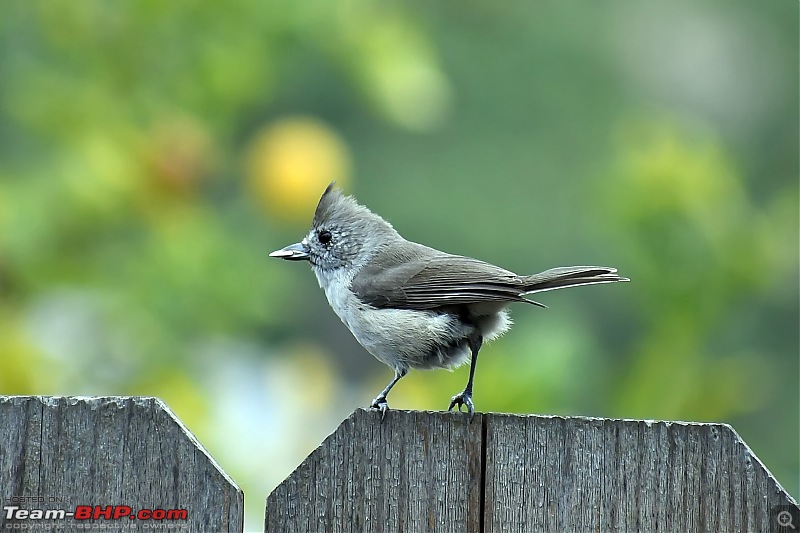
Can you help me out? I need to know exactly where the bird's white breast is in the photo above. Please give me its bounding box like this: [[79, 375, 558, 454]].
[[313, 264, 475, 372]]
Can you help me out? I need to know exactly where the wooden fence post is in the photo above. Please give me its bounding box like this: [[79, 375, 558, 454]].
[[0, 396, 243, 532], [2, 397, 796, 532], [266, 409, 798, 533]]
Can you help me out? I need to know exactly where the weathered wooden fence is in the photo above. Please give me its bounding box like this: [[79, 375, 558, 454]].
[[0, 396, 243, 531], [1, 396, 797, 532]]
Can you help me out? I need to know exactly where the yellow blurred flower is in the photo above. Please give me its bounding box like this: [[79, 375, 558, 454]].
[[245, 117, 351, 223]]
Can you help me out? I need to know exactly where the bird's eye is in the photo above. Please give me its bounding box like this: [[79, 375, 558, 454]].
[[318, 230, 332, 244]]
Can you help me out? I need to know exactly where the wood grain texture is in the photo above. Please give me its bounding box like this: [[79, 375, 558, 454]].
[[265, 409, 484, 533], [0, 396, 243, 532], [484, 414, 797, 533], [268, 410, 797, 533], [2, 398, 795, 532]]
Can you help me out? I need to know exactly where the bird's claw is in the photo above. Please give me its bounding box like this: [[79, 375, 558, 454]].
[[370, 396, 389, 420], [448, 391, 475, 415]]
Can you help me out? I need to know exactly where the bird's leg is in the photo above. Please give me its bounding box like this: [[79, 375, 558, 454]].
[[448, 334, 483, 414], [370, 368, 407, 420]]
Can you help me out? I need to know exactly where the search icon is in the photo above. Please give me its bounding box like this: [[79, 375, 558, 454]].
[[778, 510, 796, 530]]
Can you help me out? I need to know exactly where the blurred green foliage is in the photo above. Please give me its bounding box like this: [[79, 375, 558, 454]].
[[0, 1, 797, 529]]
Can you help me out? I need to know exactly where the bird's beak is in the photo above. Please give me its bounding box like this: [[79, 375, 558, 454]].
[[269, 242, 310, 261]]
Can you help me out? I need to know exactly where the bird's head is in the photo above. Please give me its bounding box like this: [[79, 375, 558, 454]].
[[269, 183, 398, 275]]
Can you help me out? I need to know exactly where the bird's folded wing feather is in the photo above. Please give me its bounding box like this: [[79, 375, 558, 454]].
[[350, 251, 534, 310]]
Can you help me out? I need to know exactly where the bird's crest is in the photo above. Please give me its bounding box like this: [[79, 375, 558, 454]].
[[312, 182, 393, 232]]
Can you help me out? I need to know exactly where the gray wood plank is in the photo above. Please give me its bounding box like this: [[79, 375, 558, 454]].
[[265, 409, 483, 533], [267, 410, 797, 532], [0, 396, 243, 532], [12, 398, 789, 532], [484, 414, 798, 533]]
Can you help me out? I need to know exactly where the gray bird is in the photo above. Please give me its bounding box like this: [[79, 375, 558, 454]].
[[270, 183, 628, 415]]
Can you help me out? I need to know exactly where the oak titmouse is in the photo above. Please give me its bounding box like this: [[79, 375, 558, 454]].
[[270, 183, 628, 415]]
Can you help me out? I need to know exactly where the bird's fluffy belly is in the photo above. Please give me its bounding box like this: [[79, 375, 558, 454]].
[[319, 270, 511, 373], [335, 297, 511, 373], [349, 307, 474, 371]]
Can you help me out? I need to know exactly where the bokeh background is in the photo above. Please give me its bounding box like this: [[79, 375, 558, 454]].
[[1, 1, 797, 530]]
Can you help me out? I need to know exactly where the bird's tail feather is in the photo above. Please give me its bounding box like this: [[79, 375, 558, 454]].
[[520, 266, 629, 295]]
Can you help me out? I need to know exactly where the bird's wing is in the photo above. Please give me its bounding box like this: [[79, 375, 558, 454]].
[[350, 249, 540, 310]]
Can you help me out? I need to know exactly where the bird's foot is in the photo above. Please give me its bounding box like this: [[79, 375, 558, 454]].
[[370, 395, 390, 420], [448, 390, 475, 414]]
